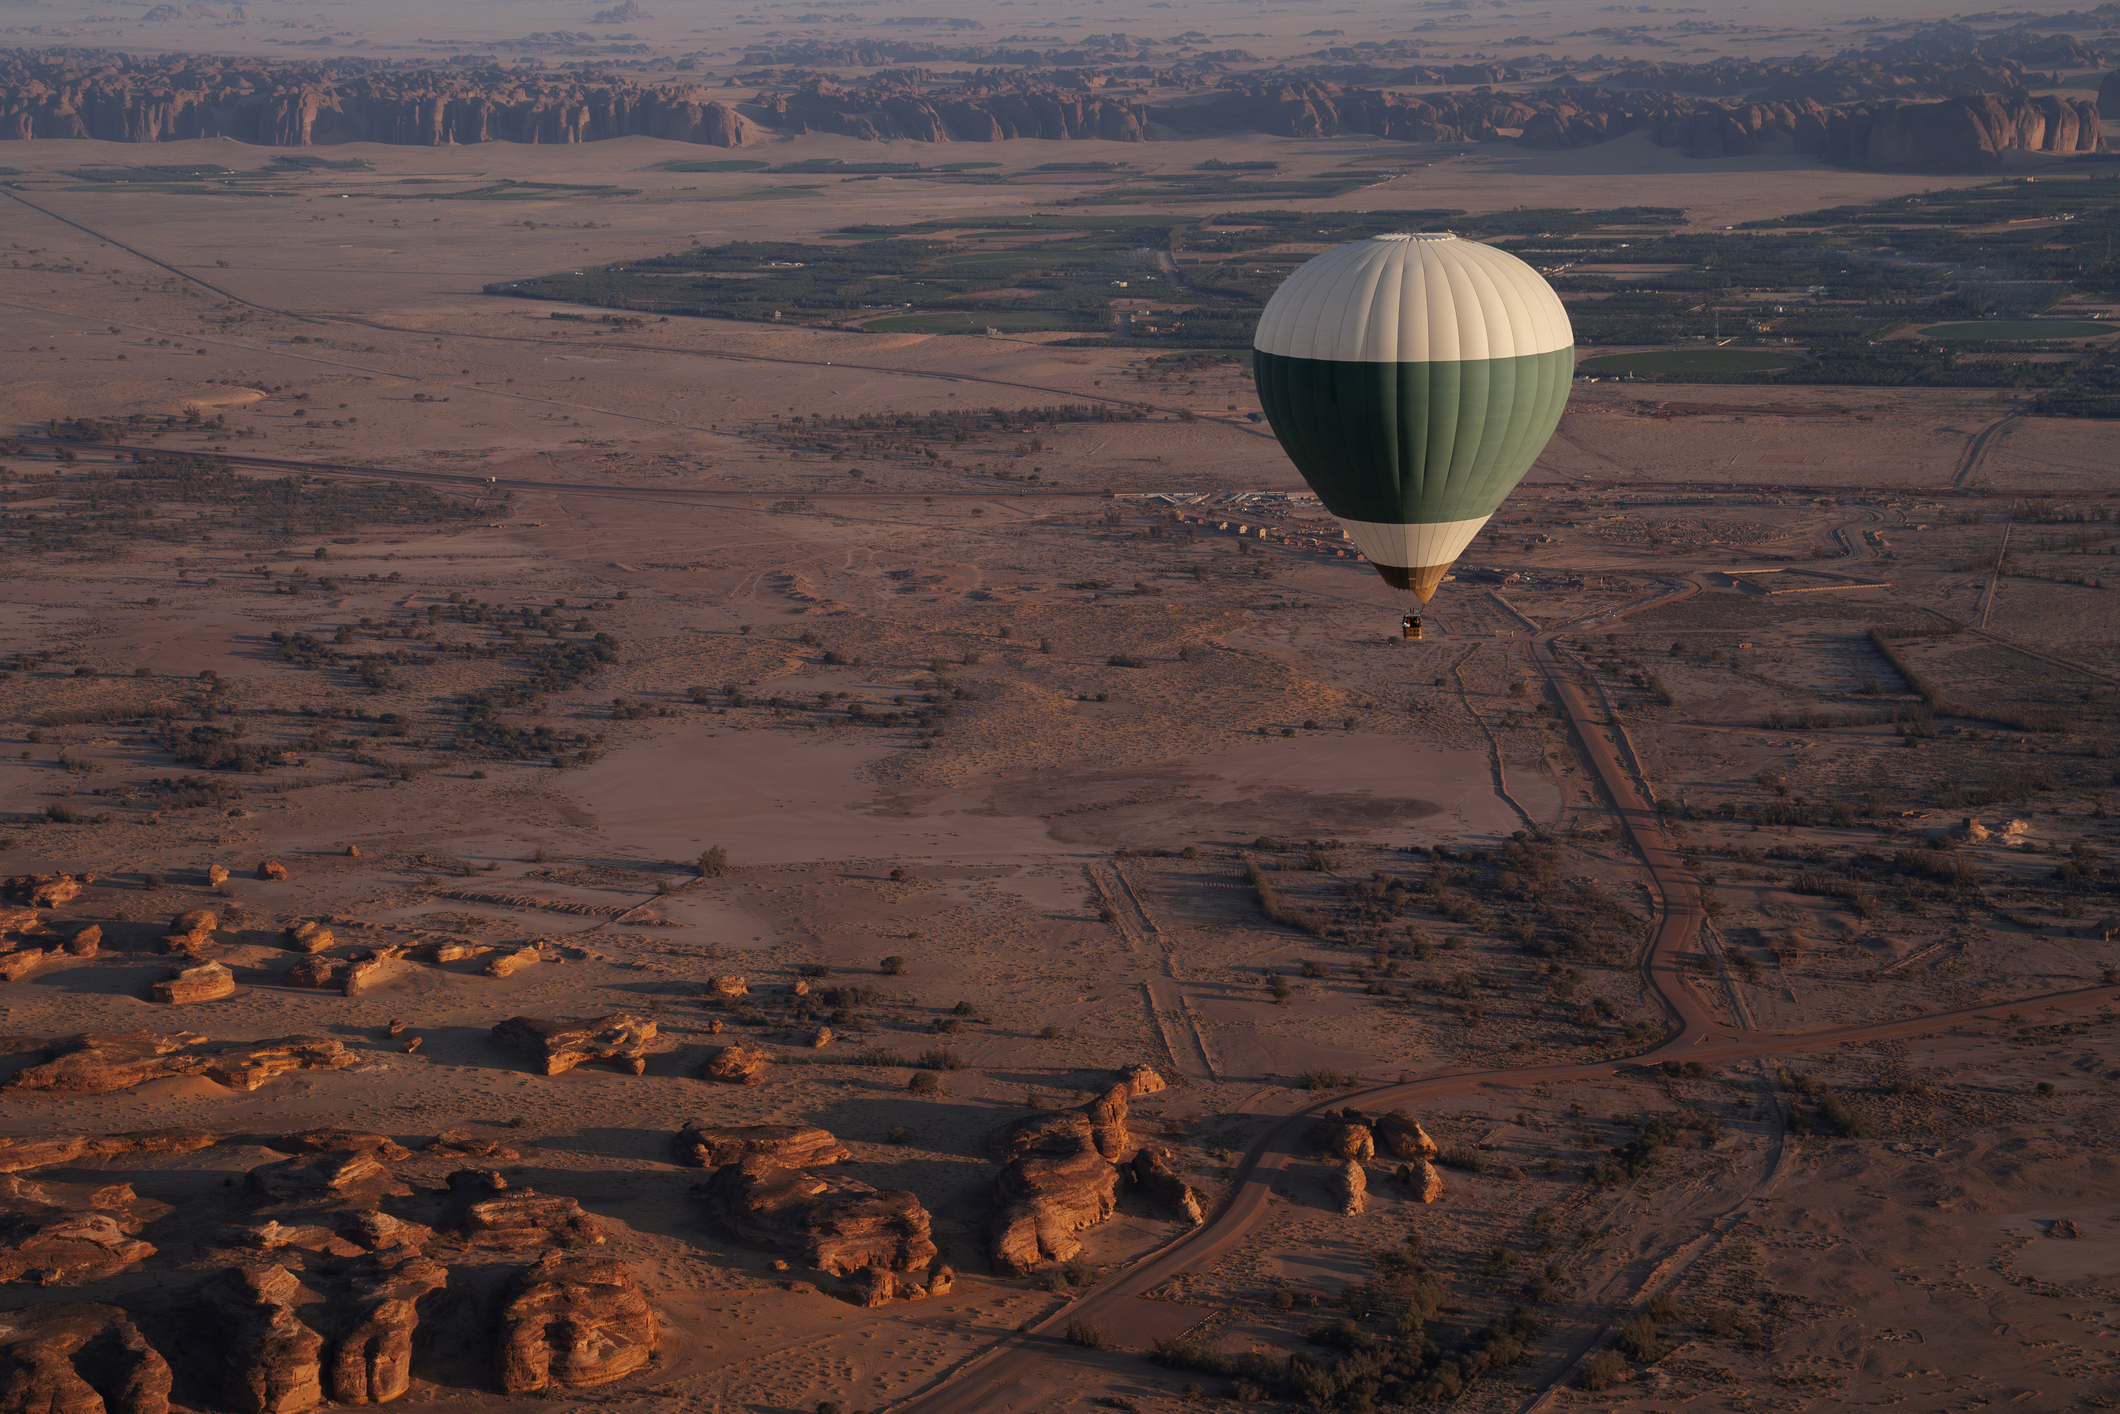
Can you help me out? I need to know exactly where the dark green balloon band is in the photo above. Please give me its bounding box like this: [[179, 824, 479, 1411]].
[[1252, 346, 1574, 525]]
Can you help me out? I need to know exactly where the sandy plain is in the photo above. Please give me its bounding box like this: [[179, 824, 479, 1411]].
[[3, 0, 2120, 1410]]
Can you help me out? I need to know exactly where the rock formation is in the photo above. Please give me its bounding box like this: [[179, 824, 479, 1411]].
[[1129, 1148, 1204, 1226], [1309, 1110, 1376, 1162], [701, 1044, 769, 1085], [0, 948, 56, 982], [673, 1122, 850, 1169], [1400, 1159, 1444, 1203], [986, 1064, 1165, 1275], [63, 925, 100, 957], [282, 956, 352, 992], [328, 1254, 448, 1405], [257, 861, 289, 882], [493, 1252, 659, 1394], [208, 865, 230, 886], [162, 909, 219, 957], [6, 1032, 354, 1095], [1374, 1109, 1439, 1161], [1332, 1160, 1367, 1217], [199, 1263, 325, 1414], [3, 873, 92, 908], [0, 1128, 219, 1174], [0, 1173, 161, 1284], [0, 1303, 172, 1414], [150, 961, 236, 1005], [704, 974, 748, 999], [483, 947, 541, 978], [0, 1129, 660, 1407], [448, 1170, 603, 1249], [490, 1014, 656, 1076], [705, 1156, 939, 1278], [1169, 75, 2099, 171], [1817, 90, 2103, 170], [0, 53, 754, 148], [282, 922, 334, 953]]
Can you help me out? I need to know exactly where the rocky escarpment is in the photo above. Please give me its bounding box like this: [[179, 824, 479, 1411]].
[[0, 52, 754, 146], [1175, 78, 2100, 170], [761, 73, 1151, 142], [1821, 90, 2105, 170]]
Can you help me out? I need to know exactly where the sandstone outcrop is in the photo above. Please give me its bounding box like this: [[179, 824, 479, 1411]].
[[63, 924, 100, 957], [1309, 1110, 1376, 1162], [328, 1253, 448, 1405], [162, 908, 219, 957], [674, 1122, 849, 1169], [282, 956, 351, 992], [0, 1129, 657, 1407], [1332, 1160, 1367, 1216], [282, 922, 334, 953], [992, 1062, 1163, 1162], [257, 861, 290, 882], [704, 974, 748, 999], [705, 1156, 938, 1277], [208, 865, 230, 886], [0, 949, 55, 982], [494, 1251, 659, 1394], [449, 1170, 603, 1249], [0, 1173, 161, 1284], [989, 1148, 1119, 1275], [421, 1130, 519, 1160], [5, 1032, 354, 1095], [1129, 1147, 1204, 1226], [483, 947, 540, 978], [985, 1063, 1164, 1275], [0, 1127, 218, 1174], [1374, 1109, 1439, 1161], [150, 961, 235, 1005], [3, 873, 92, 908], [199, 1263, 325, 1414], [490, 1013, 656, 1076], [0, 1302, 172, 1414], [701, 1043, 768, 1085], [1400, 1159, 1444, 1203], [844, 1262, 951, 1307]]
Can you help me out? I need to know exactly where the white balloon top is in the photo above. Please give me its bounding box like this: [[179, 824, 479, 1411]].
[[1252, 232, 1573, 364]]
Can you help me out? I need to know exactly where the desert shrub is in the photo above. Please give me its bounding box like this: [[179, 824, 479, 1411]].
[[908, 1072, 942, 1095], [1065, 1317, 1111, 1350], [880, 954, 908, 975], [1578, 1350, 1626, 1390], [1302, 1068, 1357, 1090], [916, 1048, 967, 1071], [697, 845, 733, 877], [1615, 1314, 1664, 1363]]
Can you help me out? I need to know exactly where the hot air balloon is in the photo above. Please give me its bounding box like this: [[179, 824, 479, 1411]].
[[1252, 231, 1574, 638]]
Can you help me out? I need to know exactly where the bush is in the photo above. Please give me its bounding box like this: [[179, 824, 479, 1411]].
[[1065, 1317, 1111, 1350], [1578, 1350, 1627, 1390], [908, 1072, 943, 1095], [880, 954, 908, 975], [1616, 1314, 1664, 1363], [1108, 654, 1149, 668], [697, 844, 733, 877], [916, 1048, 967, 1070]]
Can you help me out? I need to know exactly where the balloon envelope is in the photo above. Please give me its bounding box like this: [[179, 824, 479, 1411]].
[[1252, 232, 1574, 601]]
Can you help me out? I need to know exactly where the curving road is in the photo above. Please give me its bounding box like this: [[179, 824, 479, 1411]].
[[886, 569, 2119, 1414]]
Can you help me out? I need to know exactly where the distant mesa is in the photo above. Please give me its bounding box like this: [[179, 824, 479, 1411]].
[[591, 0, 652, 21]]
